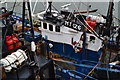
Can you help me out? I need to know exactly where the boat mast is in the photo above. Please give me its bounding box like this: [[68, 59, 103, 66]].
[[29, 0, 33, 16], [106, 0, 114, 37], [45, 0, 50, 11], [100, 0, 114, 64], [45, 0, 52, 15]]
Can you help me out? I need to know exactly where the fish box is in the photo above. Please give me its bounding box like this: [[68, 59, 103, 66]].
[[13, 23, 22, 32]]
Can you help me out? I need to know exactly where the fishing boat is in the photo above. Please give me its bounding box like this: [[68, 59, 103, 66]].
[[33, 1, 103, 63], [1, 0, 120, 80], [32, 0, 120, 79]]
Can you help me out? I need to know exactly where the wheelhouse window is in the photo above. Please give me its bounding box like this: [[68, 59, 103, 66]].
[[89, 36, 95, 43], [43, 22, 47, 29], [49, 24, 53, 31], [55, 26, 60, 32], [39, 21, 41, 27]]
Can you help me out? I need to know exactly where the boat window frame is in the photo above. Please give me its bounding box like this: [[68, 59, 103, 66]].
[[43, 22, 47, 29], [89, 36, 95, 43], [39, 21, 41, 27], [55, 26, 60, 32], [49, 24, 53, 31]]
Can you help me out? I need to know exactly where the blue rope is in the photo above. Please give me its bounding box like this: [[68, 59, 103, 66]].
[[81, 60, 120, 68], [52, 54, 120, 68], [68, 70, 96, 80], [12, 15, 22, 18], [65, 70, 83, 79], [53, 56, 120, 68], [54, 60, 120, 73], [55, 64, 96, 79], [12, 15, 29, 23]]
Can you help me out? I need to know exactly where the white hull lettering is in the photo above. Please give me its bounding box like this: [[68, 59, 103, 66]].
[[64, 20, 81, 31]]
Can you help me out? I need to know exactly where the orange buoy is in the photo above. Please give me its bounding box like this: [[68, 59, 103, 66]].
[[12, 34, 20, 48], [6, 36, 14, 50], [86, 17, 91, 21], [86, 21, 91, 25], [90, 21, 96, 26], [92, 19, 96, 22]]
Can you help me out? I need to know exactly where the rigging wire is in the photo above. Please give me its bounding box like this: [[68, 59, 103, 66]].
[[70, 2, 111, 79], [68, 1, 104, 41], [71, 0, 79, 11], [83, 47, 106, 79], [2, 0, 17, 50], [12, 0, 17, 11], [65, 10, 104, 41], [32, 0, 38, 14], [85, 1, 115, 79], [73, 1, 111, 19], [77, 2, 81, 11], [51, 4, 60, 13], [7, 2, 22, 11], [76, 14, 104, 41]]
